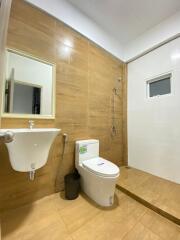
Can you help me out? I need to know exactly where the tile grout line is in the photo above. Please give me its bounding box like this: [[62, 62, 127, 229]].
[[120, 218, 144, 240], [115, 187, 150, 240], [120, 207, 150, 240], [69, 211, 103, 236], [58, 201, 102, 235], [140, 216, 179, 240]]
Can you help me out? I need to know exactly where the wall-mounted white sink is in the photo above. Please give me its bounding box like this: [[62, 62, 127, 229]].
[[0, 128, 60, 174]]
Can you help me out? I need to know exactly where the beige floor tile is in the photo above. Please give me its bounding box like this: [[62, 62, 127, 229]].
[[1, 189, 179, 240], [59, 193, 101, 233], [1, 194, 56, 225], [71, 191, 146, 240], [21, 221, 72, 240], [172, 231, 180, 240], [51, 192, 79, 211], [1, 196, 56, 239], [71, 211, 133, 240], [118, 167, 150, 192], [140, 210, 180, 240], [118, 167, 180, 221], [122, 222, 161, 240], [2, 209, 66, 240], [133, 177, 162, 203], [104, 191, 147, 225], [155, 197, 180, 219], [1, 194, 70, 240]]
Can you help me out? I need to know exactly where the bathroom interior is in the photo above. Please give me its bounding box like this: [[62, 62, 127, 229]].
[[0, 0, 180, 239]]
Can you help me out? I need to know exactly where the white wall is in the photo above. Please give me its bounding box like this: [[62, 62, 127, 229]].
[[25, 0, 123, 60], [128, 37, 180, 184], [25, 1, 180, 62], [13, 84, 33, 114], [124, 11, 180, 61]]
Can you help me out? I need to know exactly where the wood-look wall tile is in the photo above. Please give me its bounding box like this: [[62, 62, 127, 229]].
[[0, 0, 126, 211], [55, 21, 88, 54], [10, 0, 56, 37], [7, 18, 56, 62]]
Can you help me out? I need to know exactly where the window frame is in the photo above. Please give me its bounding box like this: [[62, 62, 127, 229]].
[[146, 72, 172, 99]]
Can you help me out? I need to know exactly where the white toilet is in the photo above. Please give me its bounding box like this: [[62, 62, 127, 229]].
[[75, 139, 120, 207]]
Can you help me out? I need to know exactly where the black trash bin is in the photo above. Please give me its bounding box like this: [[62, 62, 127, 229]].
[[64, 169, 80, 200]]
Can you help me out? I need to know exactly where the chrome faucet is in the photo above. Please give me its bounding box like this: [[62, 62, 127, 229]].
[[29, 120, 34, 129]]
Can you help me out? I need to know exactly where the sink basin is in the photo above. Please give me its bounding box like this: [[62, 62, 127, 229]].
[[0, 128, 60, 172], [0, 128, 60, 133]]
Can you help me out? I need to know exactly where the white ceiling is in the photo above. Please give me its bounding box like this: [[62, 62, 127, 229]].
[[67, 0, 180, 44]]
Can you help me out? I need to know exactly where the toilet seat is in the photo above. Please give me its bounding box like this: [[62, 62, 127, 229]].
[[82, 157, 119, 177]]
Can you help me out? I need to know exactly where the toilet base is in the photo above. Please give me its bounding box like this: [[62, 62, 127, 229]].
[[77, 166, 119, 207]]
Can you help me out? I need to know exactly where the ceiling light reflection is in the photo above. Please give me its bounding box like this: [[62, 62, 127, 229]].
[[171, 52, 180, 60]]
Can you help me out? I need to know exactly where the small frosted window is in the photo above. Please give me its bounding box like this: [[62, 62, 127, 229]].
[[148, 74, 171, 97]]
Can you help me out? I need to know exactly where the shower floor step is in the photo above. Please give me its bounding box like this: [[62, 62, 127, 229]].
[[116, 166, 180, 225]]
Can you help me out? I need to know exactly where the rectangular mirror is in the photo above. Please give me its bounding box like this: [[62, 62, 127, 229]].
[[2, 49, 55, 119]]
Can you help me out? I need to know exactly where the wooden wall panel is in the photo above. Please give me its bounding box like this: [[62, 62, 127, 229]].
[[0, 0, 126, 212]]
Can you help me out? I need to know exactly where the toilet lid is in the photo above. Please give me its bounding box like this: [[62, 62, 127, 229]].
[[82, 157, 120, 177]]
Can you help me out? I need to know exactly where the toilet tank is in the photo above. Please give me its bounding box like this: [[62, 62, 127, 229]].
[[75, 139, 99, 166]]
